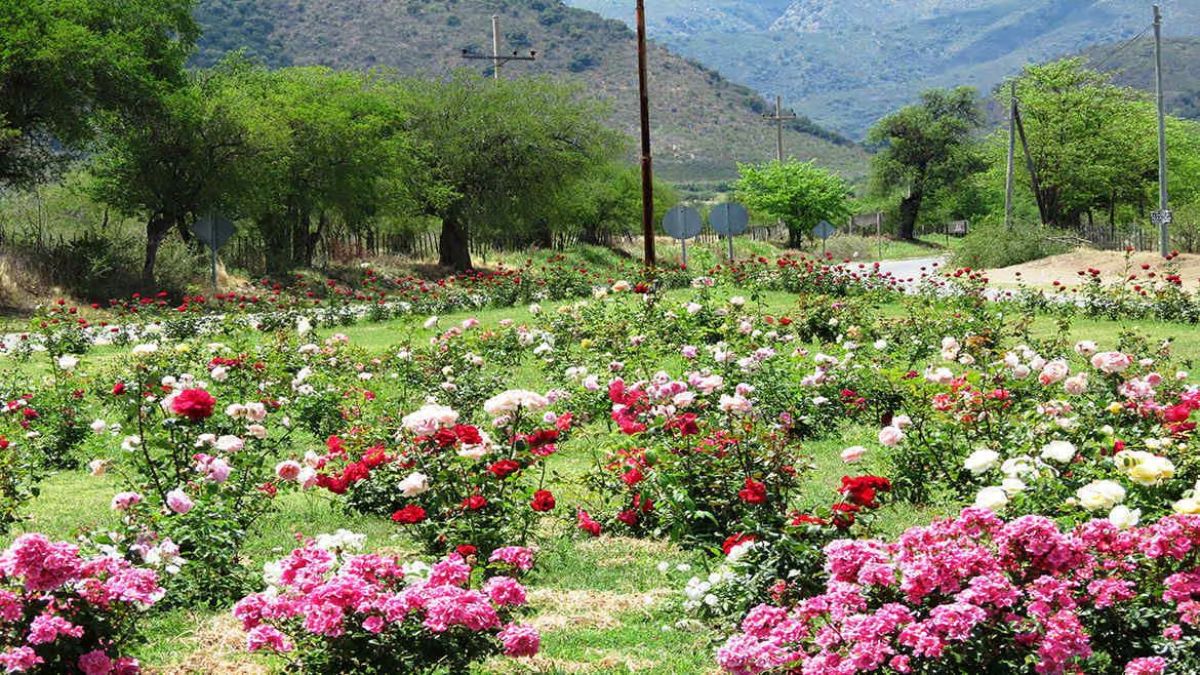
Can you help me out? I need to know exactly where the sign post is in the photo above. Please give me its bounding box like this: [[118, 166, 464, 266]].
[[193, 213, 236, 289], [709, 203, 749, 264], [662, 206, 703, 268], [812, 220, 836, 257]]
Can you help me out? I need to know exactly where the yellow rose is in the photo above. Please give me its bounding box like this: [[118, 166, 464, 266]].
[[174, 343, 191, 353], [580, 339, 593, 349], [1107, 402, 1123, 414]]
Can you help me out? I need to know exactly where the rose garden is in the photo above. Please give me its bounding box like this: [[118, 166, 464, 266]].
[[1, 251, 1199, 674]]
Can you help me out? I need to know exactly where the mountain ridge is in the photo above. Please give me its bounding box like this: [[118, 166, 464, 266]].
[[565, 0, 1200, 138]]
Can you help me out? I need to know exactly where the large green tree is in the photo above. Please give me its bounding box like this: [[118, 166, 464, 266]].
[[238, 67, 420, 274], [868, 87, 985, 240], [0, 0, 198, 186], [90, 61, 260, 285], [396, 74, 625, 271], [733, 160, 850, 249], [1006, 59, 1200, 229]]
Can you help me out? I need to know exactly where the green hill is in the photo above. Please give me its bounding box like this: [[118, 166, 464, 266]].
[[191, 0, 869, 184]]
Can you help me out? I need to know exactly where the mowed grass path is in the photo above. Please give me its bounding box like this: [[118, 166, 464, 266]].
[[4, 287, 1200, 673]]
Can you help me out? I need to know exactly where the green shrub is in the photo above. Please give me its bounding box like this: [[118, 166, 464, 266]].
[[952, 220, 1068, 269]]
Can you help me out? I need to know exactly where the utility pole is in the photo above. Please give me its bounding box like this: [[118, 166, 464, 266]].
[[1153, 4, 1171, 256], [461, 15, 536, 78], [637, 0, 655, 268], [1004, 82, 1017, 229], [763, 96, 797, 163]]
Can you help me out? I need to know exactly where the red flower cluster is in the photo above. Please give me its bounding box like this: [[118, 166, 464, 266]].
[[838, 475, 891, 509], [577, 510, 601, 537], [172, 388, 215, 422], [392, 505, 426, 524], [738, 478, 767, 504], [488, 459, 521, 479]]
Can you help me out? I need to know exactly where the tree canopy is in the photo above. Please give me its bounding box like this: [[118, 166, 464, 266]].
[[733, 160, 850, 249], [0, 0, 198, 186], [867, 87, 985, 240]]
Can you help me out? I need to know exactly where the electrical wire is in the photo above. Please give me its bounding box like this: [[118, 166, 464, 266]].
[[1088, 24, 1154, 72]]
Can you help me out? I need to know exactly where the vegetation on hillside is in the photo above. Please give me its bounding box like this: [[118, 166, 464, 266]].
[[190, 0, 869, 183]]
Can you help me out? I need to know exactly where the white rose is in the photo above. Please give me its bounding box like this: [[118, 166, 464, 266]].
[[1076, 480, 1126, 511], [1039, 440, 1077, 464], [973, 486, 1009, 511], [398, 472, 430, 497], [1107, 505, 1141, 529], [963, 449, 1000, 474]]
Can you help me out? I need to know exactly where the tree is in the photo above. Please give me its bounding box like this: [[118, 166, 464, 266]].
[[868, 87, 984, 240], [1006, 59, 1200, 229], [89, 60, 259, 286], [396, 74, 625, 271], [0, 0, 198, 186], [237, 67, 420, 273], [733, 160, 850, 249]]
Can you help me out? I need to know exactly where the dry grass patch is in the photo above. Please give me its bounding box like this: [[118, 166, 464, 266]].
[[527, 589, 669, 632], [148, 614, 268, 675]]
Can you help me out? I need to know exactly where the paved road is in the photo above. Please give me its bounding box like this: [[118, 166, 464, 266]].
[[873, 256, 948, 286]]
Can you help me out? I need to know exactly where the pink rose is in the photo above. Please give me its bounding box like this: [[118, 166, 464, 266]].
[[166, 489, 194, 515]]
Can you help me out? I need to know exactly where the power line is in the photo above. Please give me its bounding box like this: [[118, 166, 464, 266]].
[[1089, 24, 1153, 72]]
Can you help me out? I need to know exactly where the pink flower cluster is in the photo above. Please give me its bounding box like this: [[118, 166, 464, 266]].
[[233, 538, 540, 661], [0, 534, 163, 673], [717, 509, 1200, 675]]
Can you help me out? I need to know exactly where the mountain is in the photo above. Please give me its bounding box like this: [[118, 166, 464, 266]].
[[565, 0, 1200, 138], [190, 0, 869, 184], [1081, 36, 1200, 120]]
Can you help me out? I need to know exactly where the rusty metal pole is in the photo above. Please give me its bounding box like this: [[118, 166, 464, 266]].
[[636, 0, 656, 268]]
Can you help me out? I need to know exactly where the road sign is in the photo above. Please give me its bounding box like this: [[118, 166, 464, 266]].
[[710, 202, 749, 264], [193, 214, 236, 252], [662, 206, 702, 269], [709, 203, 749, 236], [1150, 210, 1173, 227], [662, 206, 702, 240], [193, 213, 236, 289], [812, 220, 836, 240]]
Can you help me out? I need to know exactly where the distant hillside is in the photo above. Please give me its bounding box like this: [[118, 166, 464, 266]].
[[191, 0, 869, 184], [1081, 36, 1200, 120], [566, 0, 1200, 139]]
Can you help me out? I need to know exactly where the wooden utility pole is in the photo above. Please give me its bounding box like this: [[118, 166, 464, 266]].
[[763, 96, 797, 163], [461, 15, 536, 78], [1153, 4, 1171, 256], [637, 0, 655, 268], [1004, 82, 1017, 229]]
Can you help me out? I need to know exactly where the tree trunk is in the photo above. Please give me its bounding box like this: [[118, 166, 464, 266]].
[[787, 226, 804, 250], [897, 192, 923, 240], [142, 213, 173, 287], [439, 214, 473, 271]]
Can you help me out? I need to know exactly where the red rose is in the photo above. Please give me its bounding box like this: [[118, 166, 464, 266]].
[[790, 513, 827, 527], [432, 428, 459, 448], [454, 425, 482, 445], [737, 478, 767, 504], [576, 510, 601, 537], [489, 460, 521, 479], [831, 502, 860, 530], [722, 532, 755, 555], [616, 509, 638, 526], [362, 445, 388, 468], [621, 468, 645, 487], [461, 494, 487, 511], [172, 388, 215, 422], [531, 489, 556, 512], [456, 544, 477, 557], [392, 505, 426, 524], [112, 382, 126, 395]]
